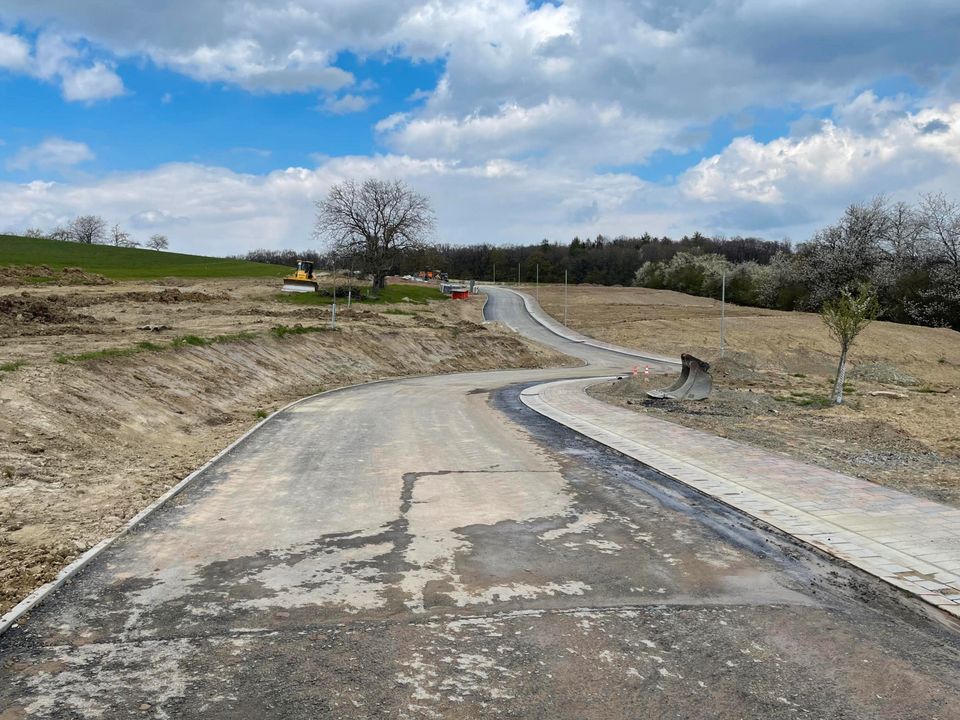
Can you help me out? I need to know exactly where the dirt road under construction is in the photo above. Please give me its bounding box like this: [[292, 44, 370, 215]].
[[1, 287, 959, 719]]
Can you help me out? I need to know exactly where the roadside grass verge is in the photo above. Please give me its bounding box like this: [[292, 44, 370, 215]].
[[270, 325, 331, 339], [0, 234, 285, 280], [54, 329, 301, 363], [277, 283, 448, 306]]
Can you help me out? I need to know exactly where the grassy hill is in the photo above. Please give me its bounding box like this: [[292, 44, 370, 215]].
[[0, 234, 286, 280]]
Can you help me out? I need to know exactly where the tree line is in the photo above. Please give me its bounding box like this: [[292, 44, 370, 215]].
[[241, 233, 788, 287], [21, 215, 170, 250], [243, 180, 958, 331], [635, 194, 959, 329]]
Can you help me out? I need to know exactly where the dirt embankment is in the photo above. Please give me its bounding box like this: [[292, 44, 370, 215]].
[[0, 264, 113, 287], [529, 284, 960, 506], [0, 279, 569, 614]]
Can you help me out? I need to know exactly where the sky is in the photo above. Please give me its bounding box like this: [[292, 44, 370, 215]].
[[1, 1, 960, 256]]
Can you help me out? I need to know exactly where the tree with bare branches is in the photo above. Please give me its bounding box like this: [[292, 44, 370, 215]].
[[918, 192, 960, 268], [146, 233, 169, 251], [315, 178, 435, 292], [110, 224, 138, 247], [68, 215, 108, 244]]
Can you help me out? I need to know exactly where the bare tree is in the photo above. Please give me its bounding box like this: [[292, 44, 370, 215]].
[[821, 284, 880, 405], [884, 201, 925, 264], [110, 224, 138, 247], [68, 215, 107, 244], [315, 178, 435, 291], [48, 226, 72, 242], [146, 233, 169, 251], [23, 227, 46, 238], [918, 193, 960, 268]]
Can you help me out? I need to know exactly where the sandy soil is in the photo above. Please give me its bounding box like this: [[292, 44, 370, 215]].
[[0, 278, 571, 614], [527, 283, 960, 506]]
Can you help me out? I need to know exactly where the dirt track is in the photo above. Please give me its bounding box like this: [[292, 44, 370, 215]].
[[0, 278, 570, 614], [529, 284, 960, 506]]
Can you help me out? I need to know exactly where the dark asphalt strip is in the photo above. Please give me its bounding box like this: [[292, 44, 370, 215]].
[[491, 381, 960, 638]]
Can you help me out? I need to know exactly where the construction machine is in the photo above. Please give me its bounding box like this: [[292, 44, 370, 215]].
[[282, 259, 319, 293]]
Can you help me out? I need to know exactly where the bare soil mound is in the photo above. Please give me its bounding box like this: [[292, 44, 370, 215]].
[[115, 288, 227, 303], [0, 264, 113, 287], [0, 294, 93, 324]]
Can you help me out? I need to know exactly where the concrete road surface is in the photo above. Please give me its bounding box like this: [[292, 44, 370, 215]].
[[1, 287, 959, 719]]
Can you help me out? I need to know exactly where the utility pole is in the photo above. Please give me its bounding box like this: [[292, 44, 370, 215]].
[[493, 263, 496, 284], [517, 262, 521, 286], [564, 269, 568, 326], [536, 264, 539, 302], [720, 268, 726, 358]]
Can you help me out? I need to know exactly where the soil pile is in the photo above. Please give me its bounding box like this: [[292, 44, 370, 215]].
[[114, 288, 227, 303], [0, 294, 93, 325], [0, 265, 113, 286]]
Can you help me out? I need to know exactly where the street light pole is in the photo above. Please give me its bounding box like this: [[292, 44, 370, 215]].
[[517, 261, 520, 286], [564, 269, 568, 326], [720, 268, 726, 358], [536, 264, 539, 302], [493, 263, 496, 284]]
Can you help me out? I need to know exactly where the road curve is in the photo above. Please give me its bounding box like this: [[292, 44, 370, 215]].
[[1, 289, 959, 718]]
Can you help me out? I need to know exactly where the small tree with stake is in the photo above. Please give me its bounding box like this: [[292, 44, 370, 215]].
[[821, 284, 880, 405], [315, 178, 435, 294]]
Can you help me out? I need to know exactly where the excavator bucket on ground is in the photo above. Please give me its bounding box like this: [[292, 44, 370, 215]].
[[647, 353, 713, 401], [282, 259, 319, 293]]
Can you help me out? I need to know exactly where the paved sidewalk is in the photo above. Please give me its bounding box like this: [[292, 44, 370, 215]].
[[522, 377, 960, 619]]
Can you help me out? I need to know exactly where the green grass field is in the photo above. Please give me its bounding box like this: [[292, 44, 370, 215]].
[[0, 235, 286, 280], [277, 283, 448, 305]]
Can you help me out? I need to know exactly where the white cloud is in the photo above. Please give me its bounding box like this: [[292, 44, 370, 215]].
[[682, 96, 960, 206], [6, 137, 95, 172], [321, 93, 375, 114], [5, 95, 960, 252], [0, 155, 663, 254], [33, 31, 77, 79], [159, 39, 353, 92], [61, 61, 124, 102], [130, 209, 189, 228], [0, 31, 125, 103], [5, 1, 960, 119], [378, 96, 675, 166], [3, 2, 960, 247], [0, 31, 29, 70]]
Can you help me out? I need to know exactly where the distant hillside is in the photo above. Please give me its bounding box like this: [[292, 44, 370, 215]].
[[0, 235, 286, 280]]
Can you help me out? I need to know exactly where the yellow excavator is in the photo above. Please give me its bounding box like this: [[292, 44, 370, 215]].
[[282, 259, 319, 293]]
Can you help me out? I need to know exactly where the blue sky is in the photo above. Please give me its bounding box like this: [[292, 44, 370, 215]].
[[1, 1, 959, 255], [0, 51, 443, 176]]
